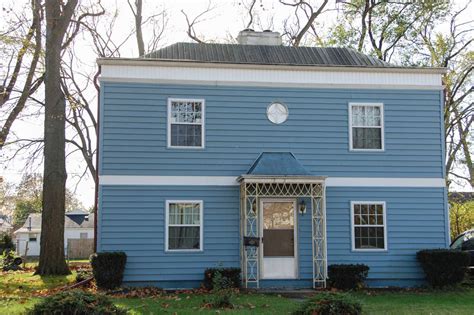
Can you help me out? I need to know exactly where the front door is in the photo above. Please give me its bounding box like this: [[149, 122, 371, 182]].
[[260, 199, 297, 279]]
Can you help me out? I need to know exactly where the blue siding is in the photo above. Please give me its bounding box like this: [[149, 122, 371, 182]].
[[100, 82, 444, 178], [327, 187, 447, 287], [99, 185, 240, 285], [99, 185, 447, 288]]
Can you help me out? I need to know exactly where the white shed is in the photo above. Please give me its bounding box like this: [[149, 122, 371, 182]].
[[14, 210, 94, 257]]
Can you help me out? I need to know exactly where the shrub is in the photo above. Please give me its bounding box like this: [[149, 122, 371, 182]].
[[204, 270, 235, 309], [293, 292, 362, 315], [328, 264, 369, 290], [1, 250, 23, 271], [203, 267, 241, 289], [90, 252, 127, 290], [75, 268, 93, 283], [417, 249, 470, 287], [27, 290, 127, 315], [0, 234, 15, 253]]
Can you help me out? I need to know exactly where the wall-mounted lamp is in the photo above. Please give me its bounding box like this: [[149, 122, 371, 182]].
[[299, 200, 307, 214]]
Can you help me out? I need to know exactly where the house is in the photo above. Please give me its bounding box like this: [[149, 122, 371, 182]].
[[14, 210, 94, 257], [97, 30, 448, 289], [0, 215, 13, 234]]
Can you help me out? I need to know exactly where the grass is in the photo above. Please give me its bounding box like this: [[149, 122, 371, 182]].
[[0, 271, 76, 296], [0, 270, 473, 315], [355, 288, 474, 315], [115, 293, 299, 315]]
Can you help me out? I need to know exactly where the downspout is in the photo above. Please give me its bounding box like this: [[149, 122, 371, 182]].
[[93, 65, 101, 253]]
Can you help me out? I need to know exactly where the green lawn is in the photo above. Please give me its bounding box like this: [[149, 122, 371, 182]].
[[0, 271, 76, 296], [355, 289, 474, 315], [115, 293, 298, 315], [1, 270, 473, 315]]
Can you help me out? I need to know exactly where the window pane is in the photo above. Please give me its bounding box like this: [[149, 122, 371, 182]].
[[168, 226, 200, 250], [354, 213, 361, 225], [376, 237, 385, 249], [352, 127, 382, 149], [169, 203, 200, 225]]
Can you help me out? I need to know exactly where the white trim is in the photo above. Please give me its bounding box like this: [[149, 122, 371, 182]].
[[99, 175, 445, 187], [165, 200, 203, 252], [349, 103, 385, 152], [325, 177, 445, 187], [98, 58, 446, 74], [167, 98, 205, 149], [259, 198, 298, 279], [350, 201, 388, 252], [99, 64, 443, 90]]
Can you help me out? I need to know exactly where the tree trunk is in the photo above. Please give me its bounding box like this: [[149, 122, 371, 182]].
[[37, 0, 78, 276]]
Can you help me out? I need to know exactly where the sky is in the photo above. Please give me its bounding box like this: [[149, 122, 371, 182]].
[[1, 0, 472, 210]]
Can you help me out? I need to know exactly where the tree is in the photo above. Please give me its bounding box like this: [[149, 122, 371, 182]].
[[325, 1, 473, 189], [13, 199, 41, 226], [0, 0, 43, 150], [327, 0, 449, 62], [11, 173, 84, 226], [38, 0, 79, 276]]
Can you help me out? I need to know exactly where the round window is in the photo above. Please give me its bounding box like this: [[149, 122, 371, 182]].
[[266, 102, 289, 124]]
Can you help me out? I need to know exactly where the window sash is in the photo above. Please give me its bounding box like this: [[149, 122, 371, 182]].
[[351, 105, 382, 127], [349, 103, 384, 151], [166, 200, 203, 251], [168, 99, 205, 148], [352, 202, 386, 251]]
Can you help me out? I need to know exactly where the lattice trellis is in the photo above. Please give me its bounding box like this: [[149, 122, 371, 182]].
[[240, 178, 326, 289]]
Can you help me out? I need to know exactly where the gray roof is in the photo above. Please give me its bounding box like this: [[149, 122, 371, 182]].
[[143, 42, 392, 68], [246, 152, 311, 176], [15, 212, 94, 233]]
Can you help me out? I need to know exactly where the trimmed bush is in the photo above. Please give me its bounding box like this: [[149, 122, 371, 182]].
[[328, 264, 369, 290], [292, 292, 362, 315], [90, 252, 127, 290], [27, 290, 127, 315], [204, 267, 241, 289], [417, 249, 470, 287]]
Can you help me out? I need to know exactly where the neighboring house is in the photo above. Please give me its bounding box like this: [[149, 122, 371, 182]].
[[14, 210, 94, 256], [0, 215, 13, 234], [97, 30, 448, 289]]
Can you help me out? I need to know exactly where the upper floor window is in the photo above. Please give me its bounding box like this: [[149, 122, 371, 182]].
[[351, 201, 387, 251], [165, 200, 203, 251], [349, 103, 384, 151], [168, 99, 205, 148]]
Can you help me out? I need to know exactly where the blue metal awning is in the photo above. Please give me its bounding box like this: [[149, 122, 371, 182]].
[[246, 152, 311, 176]]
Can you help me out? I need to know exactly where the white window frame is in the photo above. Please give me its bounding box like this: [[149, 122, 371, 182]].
[[350, 201, 388, 252], [165, 200, 203, 252], [349, 103, 385, 152], [167, 98, 205, 149]]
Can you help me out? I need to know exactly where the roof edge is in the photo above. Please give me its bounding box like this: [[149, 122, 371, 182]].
[[97, 58, 447, 74]]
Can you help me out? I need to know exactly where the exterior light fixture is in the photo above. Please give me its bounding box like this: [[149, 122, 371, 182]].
[[299, 200, 307, 214]]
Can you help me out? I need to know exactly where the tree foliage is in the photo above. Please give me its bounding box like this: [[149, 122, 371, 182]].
[[449, 200, 474, 240], [10, 174, 83, 226]]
